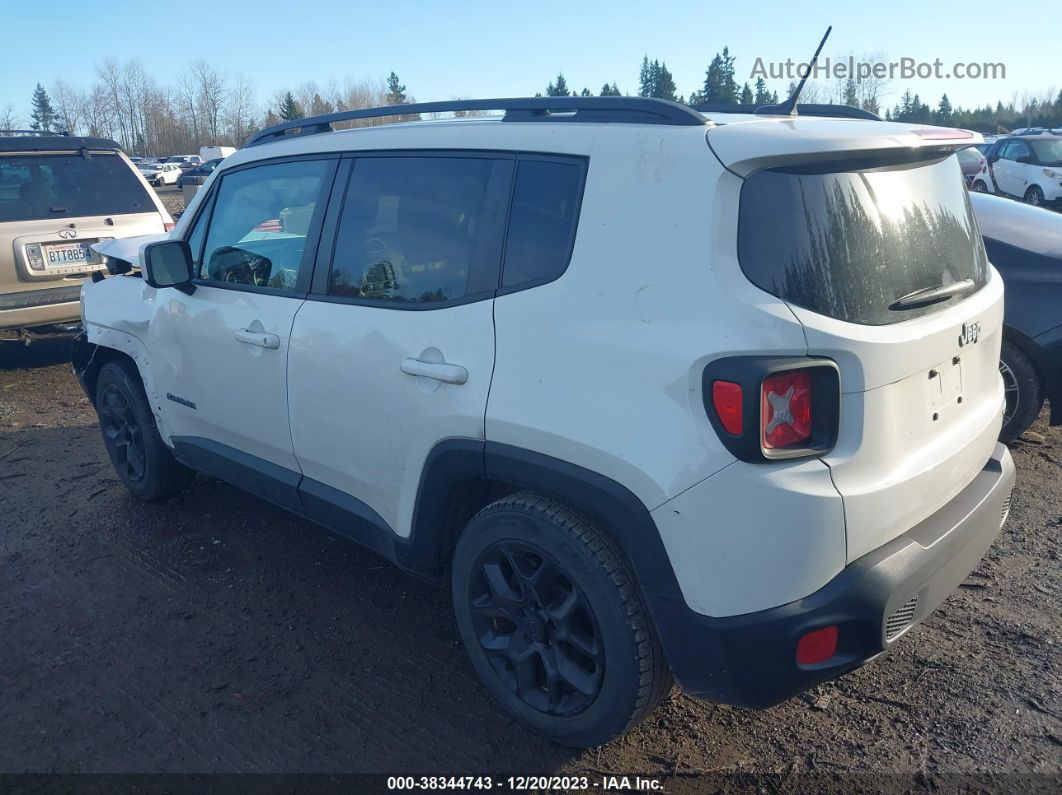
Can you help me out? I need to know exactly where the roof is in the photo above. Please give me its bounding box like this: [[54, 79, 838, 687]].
[[0, 135, 122, 152]]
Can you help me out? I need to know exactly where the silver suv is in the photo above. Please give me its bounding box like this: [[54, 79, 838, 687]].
[[0, 131, 172, 342]]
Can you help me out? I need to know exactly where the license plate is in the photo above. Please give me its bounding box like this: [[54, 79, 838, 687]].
[[43, 241, 97, 273]]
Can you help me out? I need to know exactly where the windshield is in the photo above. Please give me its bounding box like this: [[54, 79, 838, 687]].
[[0, 152, 155, 222], [738, 153, 988, 326], [1029, 139, 1062, 166]]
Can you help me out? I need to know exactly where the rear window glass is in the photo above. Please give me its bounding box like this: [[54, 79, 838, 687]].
[[0, 152, 155, 223], [738, 154, 988, 325]]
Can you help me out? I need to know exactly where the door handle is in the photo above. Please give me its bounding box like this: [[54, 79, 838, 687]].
[[235, 328, 280, 349], [400, 357, 468, 384]]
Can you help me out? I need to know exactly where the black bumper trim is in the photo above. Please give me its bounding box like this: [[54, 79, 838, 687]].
[[659, 444, 1015, 708], [0, 285, 83, 311]]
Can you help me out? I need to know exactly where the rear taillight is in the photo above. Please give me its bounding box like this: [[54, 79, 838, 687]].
[[163, 222, 175, 232], [702, 358, 839, 462], [711, 381, 743, 435], [761, 370, 812, 450]]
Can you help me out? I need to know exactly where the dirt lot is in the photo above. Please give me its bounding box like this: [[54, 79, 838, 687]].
[[1, 339, 1060, 790], [1, 186, 1060, 789]]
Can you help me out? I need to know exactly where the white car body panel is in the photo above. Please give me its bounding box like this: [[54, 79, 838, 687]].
[[288, 300, 496, 537]]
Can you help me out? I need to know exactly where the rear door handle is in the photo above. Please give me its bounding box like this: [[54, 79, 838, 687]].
[[235, 328, 280, 349], [400, 357, 468, 384]]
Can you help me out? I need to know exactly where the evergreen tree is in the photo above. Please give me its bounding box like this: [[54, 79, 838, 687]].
[[701, 47, 738, 104], [30, 83, 56, 132], [936, 94, 953, 125], [599, 82, 622, 97], [740, 83, 753, 104], [753, 77, 771, 105], [580, 87, 592, 97], [655, 62, 677, 101], [386, 72, 407, 104], [638, 55, 654, 98], [841, 76, 858, 107], [278, 92, 303, 121], [546, 73, 571, 97]]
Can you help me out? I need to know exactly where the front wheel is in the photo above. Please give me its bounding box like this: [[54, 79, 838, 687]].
[[999, 340, 1044, 442], [1024, 185, 1045, 207], [971, 180, 988, 193], [95, 360, 195, 501], [451, 491, 672, 747]]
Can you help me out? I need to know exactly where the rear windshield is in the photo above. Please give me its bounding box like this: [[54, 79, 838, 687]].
[[738, 154, 988, 325], [0, 152, 155, 223]]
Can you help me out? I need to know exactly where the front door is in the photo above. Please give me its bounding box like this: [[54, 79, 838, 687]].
[[147, 156, 338, 492]]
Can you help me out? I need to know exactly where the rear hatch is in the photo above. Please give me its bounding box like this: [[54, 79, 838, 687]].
[[0, 148, 168, 296], [710, 118, 1004, 561]]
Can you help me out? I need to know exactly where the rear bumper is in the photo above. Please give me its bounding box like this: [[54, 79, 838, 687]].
[[0, 286, 82, 331], [658, 443, 1014, 708]]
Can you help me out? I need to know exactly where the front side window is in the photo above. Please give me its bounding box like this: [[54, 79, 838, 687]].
[[328, 156, 508, 304], [199, 159, 331, 290], [501, 159, 584, 289]]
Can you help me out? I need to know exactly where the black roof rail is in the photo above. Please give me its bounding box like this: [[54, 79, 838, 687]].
[[693, 103, 881, 121], [0, 128, 71, 137], [245, 96, 706, 147]]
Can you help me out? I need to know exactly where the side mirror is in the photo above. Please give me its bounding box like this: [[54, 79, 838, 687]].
[[1016, 155, 1031, 164], [142, 239, 195, 295]]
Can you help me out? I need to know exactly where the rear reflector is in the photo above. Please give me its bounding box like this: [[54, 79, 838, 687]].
[[796, 625, 838, 665], [163, 222, 175, 232], [711, 381, 743, 435], [761, 370, 812, 449]]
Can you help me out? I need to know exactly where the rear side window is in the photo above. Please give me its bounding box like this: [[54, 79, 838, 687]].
[[0, 152, 154, 223], [329, 157, 510, 304], [738, 154, 989, 326], [501, 159, 583, 288]]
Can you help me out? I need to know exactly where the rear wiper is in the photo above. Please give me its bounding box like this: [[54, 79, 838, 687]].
[[889, 279, 976, 311]]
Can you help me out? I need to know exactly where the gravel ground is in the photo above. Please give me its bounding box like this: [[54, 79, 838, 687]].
[[0, 339, 1059, 791], [1, 188, 1060, 790]]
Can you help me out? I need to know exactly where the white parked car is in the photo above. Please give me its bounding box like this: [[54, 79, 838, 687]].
[[137, 161, 182, 187], [971, 134, 1062, 207], [74, 97, 1014, 748]]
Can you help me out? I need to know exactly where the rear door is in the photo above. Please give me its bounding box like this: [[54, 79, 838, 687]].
[[737, 150, 1004, 560], [288, 153, 512, 537], [146, 156, 337, 495]]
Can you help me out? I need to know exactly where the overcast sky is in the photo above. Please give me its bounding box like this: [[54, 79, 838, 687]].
[[1, 0, 1055, 117]]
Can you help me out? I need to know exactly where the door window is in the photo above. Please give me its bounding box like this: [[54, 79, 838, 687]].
[[328, 156, 510, 305], [199, 159, 332, 291]]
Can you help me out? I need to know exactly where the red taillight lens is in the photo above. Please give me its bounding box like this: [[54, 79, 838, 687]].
[[761, 370, 812, 450], [795, 625, 838, 665], [163, 222, 175, 232], [711, 380, 743, 435]]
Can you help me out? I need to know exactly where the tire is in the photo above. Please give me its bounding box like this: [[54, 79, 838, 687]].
[[95, 360, 195, 501], [451, 491, 672, 747], [971, 180, 988, 193], [999, 340, 1044, 443], [1024, 185, 1045, 207]]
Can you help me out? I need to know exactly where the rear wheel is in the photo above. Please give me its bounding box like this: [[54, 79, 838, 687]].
[[1024, 185, 1045, 207], [95, 360, 194, 501], [971, 180, 988, 193], [999, 340, 1044, 442], [452, 491, 672, 747]]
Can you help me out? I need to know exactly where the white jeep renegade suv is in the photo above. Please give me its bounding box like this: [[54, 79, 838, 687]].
[[74, 97, 1014, 748]]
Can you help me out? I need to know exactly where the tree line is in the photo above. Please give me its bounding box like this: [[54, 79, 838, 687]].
[[5, 49, 1060, 156]]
